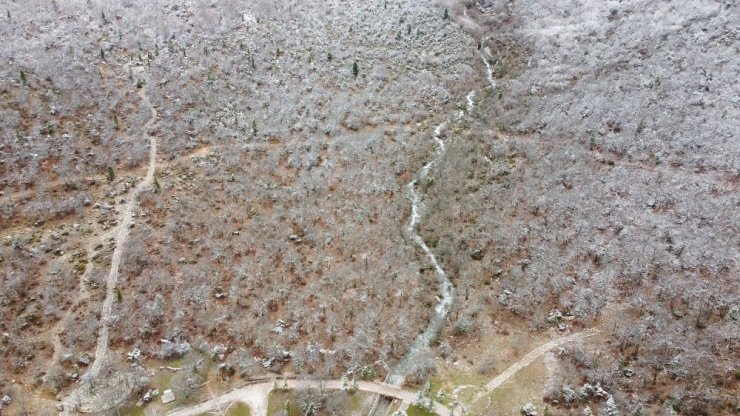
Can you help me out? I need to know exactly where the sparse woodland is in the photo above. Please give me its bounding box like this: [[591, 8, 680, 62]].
[[424, 1, 738, 414], [0, 0, 737, 415]]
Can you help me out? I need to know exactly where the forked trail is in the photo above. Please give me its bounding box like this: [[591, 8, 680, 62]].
[[42, 224, 105, 387], [166, 379, 450, 416], [162, 38, 600, 416], [162, 330, 597, 416], [86, 85, 158, 380], [59, 70, 159, 416], [484, 329, 599, 392], [62, 18, 600, 416]]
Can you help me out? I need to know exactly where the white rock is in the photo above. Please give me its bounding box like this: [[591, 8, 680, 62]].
[[521, 402, 537, 416]]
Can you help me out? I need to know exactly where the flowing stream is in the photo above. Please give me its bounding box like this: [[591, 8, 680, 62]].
[[386, 52, 494, 387], [387, 95, 472, 386]]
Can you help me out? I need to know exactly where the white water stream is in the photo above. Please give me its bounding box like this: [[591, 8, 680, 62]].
[[388, 104, 471, 385], [387, 51, 495, 386]]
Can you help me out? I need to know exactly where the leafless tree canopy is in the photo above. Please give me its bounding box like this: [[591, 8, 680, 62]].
[[0, 0, 737, 415]]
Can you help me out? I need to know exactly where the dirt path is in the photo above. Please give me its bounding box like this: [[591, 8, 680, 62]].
[[1, 143, 211, 207], [166, 379, 450, 416], [84, 85, 157, 380], [166, 382, 273, 416], [42, 223, 108, 385], [43, 73, 202, 395], [166, 331, 595, 416], [57, 66, 158, 413], [484, 329, 599, 392]]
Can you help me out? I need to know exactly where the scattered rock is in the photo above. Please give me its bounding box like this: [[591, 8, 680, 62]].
[[159, 341, 190, 359], [498, 289, 513, 306], [521, 402, 537, 415], [211, 344, 228, 361], [142, 388, 159, 402], [595, 384, 609, 399], [127, 348, 142, 361], [214, 285, 226, 299], [579, 383, 594, 399], [562, 385, 577, 403], [77, 354, 91, 366], [272, 319, 287, 334], [604, 395, 619, 416]]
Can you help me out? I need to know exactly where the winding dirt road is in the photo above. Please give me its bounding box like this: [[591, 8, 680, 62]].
[[164, 330, 597, 416], [86, 84, 158, 380], [166, 379, 450, 416], [62, 14, 596, 416], [484, 329, 599, 392], [58, 71, 159, 414]]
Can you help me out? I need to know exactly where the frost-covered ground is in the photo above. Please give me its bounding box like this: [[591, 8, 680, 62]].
[[1, 0, 481, 413], [0, 0, 737, 414], [424, 0, 738, 414]]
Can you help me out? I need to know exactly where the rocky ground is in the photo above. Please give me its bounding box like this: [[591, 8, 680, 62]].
[[424, 0, 738, 415], [0, 0, 737, 415]]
